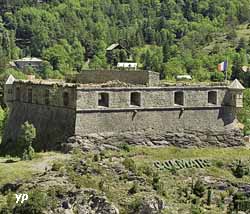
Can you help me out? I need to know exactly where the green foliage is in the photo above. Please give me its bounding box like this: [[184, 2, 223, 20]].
[[51, 161, 64, 171], [93, 153, 100, 162], [0, 0, 249, 81], [14, 190, 49, 213], [0, 107, 7, 137], [22, 145, 35, 161], [0, 190, 49, 214], [231, 160, 249, 178], [192, 179, 206, 198], [238, 89, 250, 134], [207, 187, 212, 206], [119, 143, 130, 152], [17, 121, 36, 159], [210, 72, 225, 82], [123, 158, 137, 173], [128, 182, 139, 195]]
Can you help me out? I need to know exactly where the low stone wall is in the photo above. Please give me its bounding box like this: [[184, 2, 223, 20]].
[[64, 129, 244, 152]]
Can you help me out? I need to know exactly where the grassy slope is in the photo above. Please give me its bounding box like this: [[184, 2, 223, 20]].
[[1, 147, 250, 213], [66, 147, 250, 213]]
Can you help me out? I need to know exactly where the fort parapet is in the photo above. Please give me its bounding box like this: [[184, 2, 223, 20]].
[[1, 70, 245, 152]]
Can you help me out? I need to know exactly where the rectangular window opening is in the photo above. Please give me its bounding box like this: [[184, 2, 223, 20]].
[[45, 89, 50, 105], [174, 91, 184, 106], [16, 87, 20, 101], [27, 88, 32, 103], [208, 91, 217, 105], [98, 93, 109, 107], [63, 91, 69, 106], [130, 92, 141, 106]]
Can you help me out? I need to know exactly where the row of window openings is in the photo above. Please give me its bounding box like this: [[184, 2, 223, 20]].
[[98, 91, 218, 107], [15, 88, 70, 106], [14, 89, 218, 107]]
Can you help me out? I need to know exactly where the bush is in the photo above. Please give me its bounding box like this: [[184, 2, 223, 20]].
[[119, 143, 130, 152], [232, 160, 248, 178], [193, 179, 206, 198], [128, 182, 139, 195], [93, 153, 100, 162], [232, 192, 246, 210], [17, 121, 36, 159], [52, 161, 64, 171], [123, 158, 137, 173], [210, 72, 224, 82], [13, 190, 48, 214], [22, 145, 35, 160], [214, 160, 224, 168]]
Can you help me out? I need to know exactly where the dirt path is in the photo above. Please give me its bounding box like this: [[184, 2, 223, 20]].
[[31, 152, 71, 172]]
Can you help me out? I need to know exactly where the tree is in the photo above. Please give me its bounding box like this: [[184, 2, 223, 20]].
[[17, 121, 36, 160]]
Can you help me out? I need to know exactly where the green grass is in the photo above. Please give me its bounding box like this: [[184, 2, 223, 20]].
[[0, 152, 68, 185], [1, 147, 250, 213]]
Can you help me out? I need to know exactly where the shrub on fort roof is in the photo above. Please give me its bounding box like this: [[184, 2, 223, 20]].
[[210, 72, 225, 82], [193, 68, 211, 82]]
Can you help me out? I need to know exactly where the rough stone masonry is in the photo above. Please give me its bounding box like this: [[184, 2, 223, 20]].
[[2, 69, 245, 151]]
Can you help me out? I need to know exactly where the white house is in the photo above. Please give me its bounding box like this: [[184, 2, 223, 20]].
[[117, 62, 137, 70]]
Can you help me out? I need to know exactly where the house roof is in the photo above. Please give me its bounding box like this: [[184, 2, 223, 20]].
[[14, 57, 43, 62], [229, 79, 245, 90], [117, 62, 137, 68], [5, 75, 15, 85], [106, 43, 121, 51]]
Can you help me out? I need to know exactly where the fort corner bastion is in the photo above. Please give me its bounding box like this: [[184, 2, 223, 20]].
[[2, 69, 245, 152]]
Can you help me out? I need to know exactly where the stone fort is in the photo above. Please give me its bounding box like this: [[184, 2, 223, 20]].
[[2, 69, 245, 151]]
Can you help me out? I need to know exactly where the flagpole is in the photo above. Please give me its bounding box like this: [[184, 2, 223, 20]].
[[225, 57, 228, 82]]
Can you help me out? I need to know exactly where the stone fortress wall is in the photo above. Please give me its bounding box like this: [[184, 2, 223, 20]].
[[75, 69, 160, 86], [2, 69, 245, 151], [74, 85, 243, 147], [3, 79, 76, 151]]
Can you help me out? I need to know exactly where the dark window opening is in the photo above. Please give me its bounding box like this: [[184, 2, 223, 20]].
[[98, 93, 109, 107], [8, 89, 12, 94], [45, 89, 50, 105], [174, 91, 184, 106], [63, 91, 69, 106], [130, 92, 141, 106], [16, 87, 20, 101], [27, 88, 32, 103], [208, 91, 217, 105]]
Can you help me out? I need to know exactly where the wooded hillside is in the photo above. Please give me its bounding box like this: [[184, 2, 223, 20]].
[[0, 0, 250, 83]]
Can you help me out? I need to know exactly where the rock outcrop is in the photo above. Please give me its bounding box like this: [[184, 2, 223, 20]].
[[63, 129, 244, 153]]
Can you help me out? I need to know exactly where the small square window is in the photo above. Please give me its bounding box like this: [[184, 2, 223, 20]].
[[63, 91, 69, 106], [174, 91, 184, 106], [98, 93, 109, 107], [208, 91, 217, 105], [130, 92, 141, 106]]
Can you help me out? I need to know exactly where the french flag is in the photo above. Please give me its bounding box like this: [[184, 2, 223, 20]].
[[217, 61, 228, 72]]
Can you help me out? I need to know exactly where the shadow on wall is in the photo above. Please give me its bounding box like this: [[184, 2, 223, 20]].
[[218, 91, 236, 126]]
